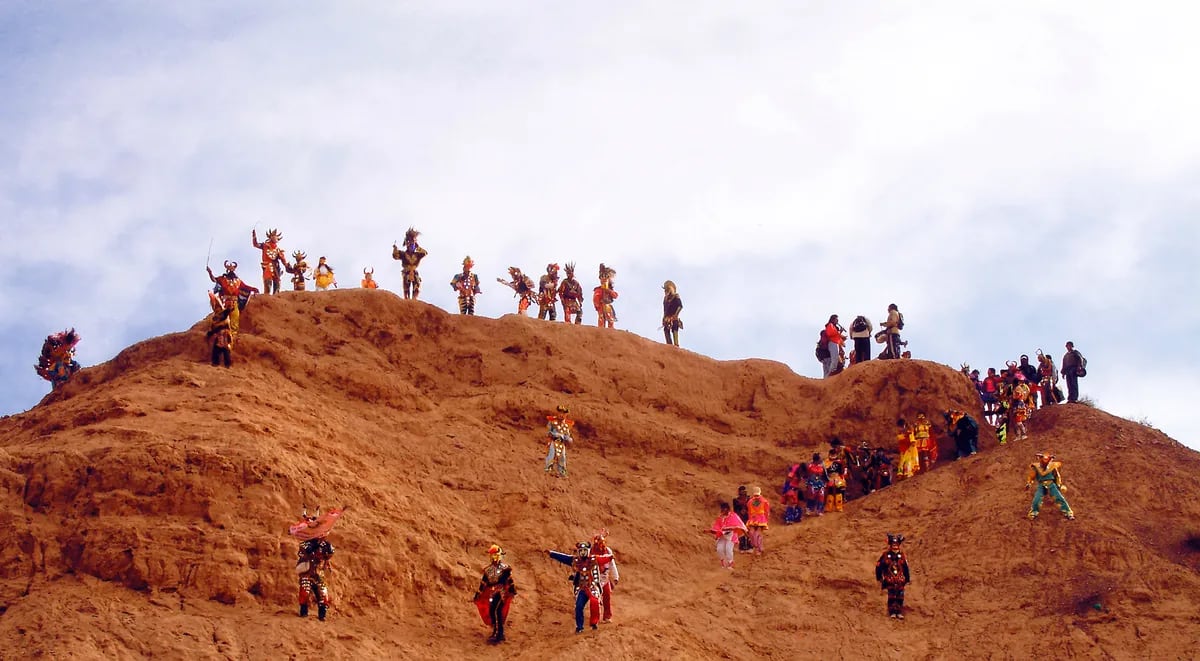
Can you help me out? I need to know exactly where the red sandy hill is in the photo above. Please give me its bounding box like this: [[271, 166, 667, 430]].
[[2, 290, 1199, 660]]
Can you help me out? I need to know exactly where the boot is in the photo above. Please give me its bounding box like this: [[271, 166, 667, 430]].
[[299, 603, 308, 618], [835, 493, 844, 512], [318, 604, 327, 621]]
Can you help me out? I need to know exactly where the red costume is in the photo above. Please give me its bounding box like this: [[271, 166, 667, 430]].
[[593, 263, 618, 329], [251, 228, 290, 295], [589, 530, 619, 623], [206, 261, 259, 338], [474, 544, 517, 644], [557, 262, 584, 324]]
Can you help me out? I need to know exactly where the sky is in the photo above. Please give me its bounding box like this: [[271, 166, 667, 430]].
[[1, 2, 1197, 450]]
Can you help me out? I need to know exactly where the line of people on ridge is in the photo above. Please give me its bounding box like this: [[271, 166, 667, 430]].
[[962, 341, 1088, 441], [816, 304, 908, 378]]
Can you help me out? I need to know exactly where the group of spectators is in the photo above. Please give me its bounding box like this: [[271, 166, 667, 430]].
[[965, 341, 1088, 430], [819, 303, 907, 378]]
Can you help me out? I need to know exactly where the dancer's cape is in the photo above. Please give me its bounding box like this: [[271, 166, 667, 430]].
[[474, 584, 514, 625], [288, 508, 346, 541]]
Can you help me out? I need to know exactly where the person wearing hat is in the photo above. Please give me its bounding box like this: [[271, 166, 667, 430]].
[[744, 486, 771, 554], [875, 533, 911, 619], [450, 256, 482, 315], [544, 405, 575, 478], [546, 541, 604, 633], [912, 414, 937, 474], [1026, 452, 1075, 520], [474, 543, 518, 644]]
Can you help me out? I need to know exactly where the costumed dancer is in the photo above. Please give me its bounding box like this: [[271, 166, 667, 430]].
[[314, 256, 337, 290], [544, 405, 575, 478], [251, 228, 290, 295], [285, 251, 311, 291], [546, 542, 604, 633], [391, 227, 428, 300], [781, 465, 804, 524], [497, 267, 537, 316], [361, 268, 378, 289], [1012, 377, 1032, 440], [732, 486, 754, 552], [589, 530, 619, 623], [35, 329, 81, 390], [895, 419, 919, 479], [868, 447, 894, 492], [451, 256, 482, 315], [207, 260, 259, 337], [473, 544, 518, 644], [709, 501, 747, 569], [205, 294, 234, 367], [1026, 451, 1075, 520], [288, 504, 348, 621], [804, 453, 828, 516], [745, 487, 770, 554], [824, 440, 850, 513], [661, 280, 683, 346], [912, 413, 937, 474], [875, 533, 911, 619], [946, 409, 980, 458], [538, 264, 560, 321], [558, 262, 584, 324], [593, 263, 618, 329]]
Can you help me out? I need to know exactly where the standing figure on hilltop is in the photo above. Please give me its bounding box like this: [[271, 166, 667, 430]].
[[849, 315, 874, 364], [285, 251, 311, 291], [912, 413, 937, 474], [661, 280, 684, 346], [593, 263, 618, 329], [391, 227, 428, 300], [497, 267, 537, 316], [875, 533, 911, 620], [804, 453, 829, 516], [313, 256, 337, 290], [288, 505, 348, 622], [35, 329, 81, 390], [1037, 351, 1061, 406], [546, 541, 604, 634], [538, 264, 561, 321], [558, 262, 584, 324], [207, 260, 259, 337], [251, 228, 291, 295], [451, 256, 482, 315], [361, 268, 378, 289], [745, 487, 771, 554], [205, 295, 234, 367], [822, 314, 847, 378], [1026, 451, 1075, 520], [880, 303, 906, 360], [474, 543, 518, 644], [710, 502, 747, 570], [544, 405, 575, 478], [589, 530, 620, 623]]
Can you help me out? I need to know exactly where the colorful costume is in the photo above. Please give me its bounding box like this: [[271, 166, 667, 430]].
[[451, 257, 482, 315], [1026, 452, 1075, 520], [497, 267, 537, 316], [875, 533, 911, 619], [912, 414, 937, 474], [711, 505, 747, 569], [285, 251, 311, 291], [206, 261, 259, 338], [391, 227, 428, 300], [288, 506, 347, 621], [824, 441, 850, 513], [661, 280, 684, 346], [360, 268, 378, 289], [544, 405, 574, 478], [804, 455, 828, 516], [35, 329, 81, 390], [589, 531, 619, 623], [251, 228, 290, 295], [547, 542, 604, 633], [895, 420, 919, 479], [732, 487, 753, 551], [313, 257, 337, 290], [204, 296, 234, 367], [866, 447, 894, 493], [745, 488, 770, 553], [781, 466, 804, 524], [474, 544, 517, 644], [538, 264, 560, 321], [1012, 381, 1031, 440], [593, 263, 618, 329], [557, 262, 584, 324]]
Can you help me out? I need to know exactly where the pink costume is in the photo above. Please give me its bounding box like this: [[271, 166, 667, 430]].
[[710, 510, 747, 569]]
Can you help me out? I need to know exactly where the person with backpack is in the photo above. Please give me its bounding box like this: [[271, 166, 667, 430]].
[[848, 315, 874, 365], [822, 314, 847, 378], [881, 303, 905, 360], [1061, 341, 1087, 403]]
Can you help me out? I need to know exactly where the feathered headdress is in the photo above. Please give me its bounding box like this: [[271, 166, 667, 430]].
[[404, 227, 420, 245], [292, 250, 307, 263], [265, 228, 283, 242], [598, 263, 616, 281], [564, 262, 576, 277]]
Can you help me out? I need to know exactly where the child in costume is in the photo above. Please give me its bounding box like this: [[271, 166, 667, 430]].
[[391, 227, 428, 300], [804, 453, 828, 516], [823, 442, 850, 513], [538, 264, 560, 320], [288, 505, 348, 621], [474, 544, 517, 644], [35, 329, 82, 390], [285, 251, 311, 291], [745, 487, 770, 554], [360, 268, 378, 289], [589, 530, 619, 623], [557, 262, 584, 324], [497, 267, 537, 315], [1026, 451, 1075, 520], [875, 533, 911, 619], [732, 486, 753, 551], [593, 263, 618, 329], [251, 228, 290, 295], [661, 280, 683, 346], [544, 405, 574, 478], [451, 257, 482, 315], [710, 502, 747, 569], [546, 541, 604, 633], [313, 257, 337, 290]]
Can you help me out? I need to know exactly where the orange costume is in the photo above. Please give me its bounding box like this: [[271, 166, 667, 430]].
[[912, 413, 937, 473], [593, 263, 618, 328], [744, 487, 771, 554], [251, 228, 291, 295], [361, 268, 379, 289], [896, 419, 919, 479]]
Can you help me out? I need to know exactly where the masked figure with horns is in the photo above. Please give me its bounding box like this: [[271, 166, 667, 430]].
[[546, 541, 604, 634], [207, 260, 258, 337], [288, 504, 348, 621], [285, 251, 311, 291], [251, 228, 291, 295], [35, 329, 81, 390], [451, 256, 482, 315], [875, 532, 911, 619], [391, 227, 428, 300], [557, 262, 584, 324]]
